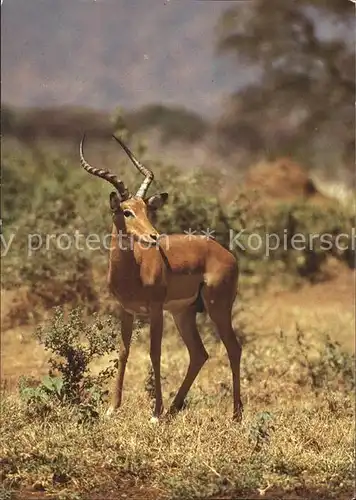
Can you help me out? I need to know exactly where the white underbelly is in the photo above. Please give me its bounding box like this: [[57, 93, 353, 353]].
[[163, 295, 197, 312], [120, 292, 199, 316], [122, 304, 150, 316]]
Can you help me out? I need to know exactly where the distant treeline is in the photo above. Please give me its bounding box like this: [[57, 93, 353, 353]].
[[1, 104, 210, 143]]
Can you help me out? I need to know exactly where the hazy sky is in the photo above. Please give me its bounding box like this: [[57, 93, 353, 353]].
[[1, 0, 243, 115], [1, 0, 351, 116]]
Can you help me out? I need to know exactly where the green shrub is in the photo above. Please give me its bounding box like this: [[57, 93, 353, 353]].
[[264, 201, 355, 280], [296, 325, 355, 393], [19, 308, 121, 422]]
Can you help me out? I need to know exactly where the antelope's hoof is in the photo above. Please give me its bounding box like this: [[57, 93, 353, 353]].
[[232, 405, 244, 422], [105, 406, 117, 418], [165, 406, 179, 419], [149, 416, 160, 425]]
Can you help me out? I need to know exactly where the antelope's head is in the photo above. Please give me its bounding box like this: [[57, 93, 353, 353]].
[[79, 134, 168, 245]]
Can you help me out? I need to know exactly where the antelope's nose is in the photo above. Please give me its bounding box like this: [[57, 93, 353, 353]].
[[150, 233, 159, 242]]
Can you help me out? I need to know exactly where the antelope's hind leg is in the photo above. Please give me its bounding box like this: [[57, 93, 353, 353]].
[[203, 287, 243, 421], [167, 305, 209, 417]]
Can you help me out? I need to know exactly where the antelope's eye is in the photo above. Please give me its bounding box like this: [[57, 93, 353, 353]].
[[123, 209, 135, 218]]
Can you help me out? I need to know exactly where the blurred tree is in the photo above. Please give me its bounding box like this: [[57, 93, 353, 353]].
[[124, 104, 209, 144], [216, 0, 355, 176]]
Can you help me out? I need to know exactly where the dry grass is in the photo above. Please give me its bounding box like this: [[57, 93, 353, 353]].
[[1, 390, 353, 499], [1, 274, 355, 500]]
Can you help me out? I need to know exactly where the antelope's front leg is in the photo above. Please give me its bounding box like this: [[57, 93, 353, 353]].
[[108, 309, 134, 414], [149, 306, 164, 419]]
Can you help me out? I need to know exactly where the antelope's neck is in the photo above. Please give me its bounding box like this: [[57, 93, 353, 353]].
[[107, 224, 144, 310], [107, 224, 165, 299], [108, 223, 137, 265]]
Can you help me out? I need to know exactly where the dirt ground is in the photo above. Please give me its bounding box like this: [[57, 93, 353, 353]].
[[246, 264, 354, 350], [11, 486, 355, 500]]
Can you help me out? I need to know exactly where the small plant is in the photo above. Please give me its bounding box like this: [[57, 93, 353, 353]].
[[296, 325, 355, 393], [18, 375, 56, 418], [19, 374, 64, 402], [248, 411, 275, 453], [18, 374, 68, 420], [19, 307, 121, 422]]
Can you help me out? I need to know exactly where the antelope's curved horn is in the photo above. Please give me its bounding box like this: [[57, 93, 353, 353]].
[[80, 134, 130, 200], [112, 135, 154, 198]]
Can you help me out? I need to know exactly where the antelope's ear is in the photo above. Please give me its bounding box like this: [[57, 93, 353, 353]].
[[145, 192, 168, 211], [110, 191, 121, 212]]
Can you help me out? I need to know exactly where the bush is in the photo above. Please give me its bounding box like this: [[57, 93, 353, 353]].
[[125, 103, 210, 143], [263, 201, 355, 281], [1, 141, 105, 316], [295, 325, 355, 393], [19, 307, 121, 423]]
